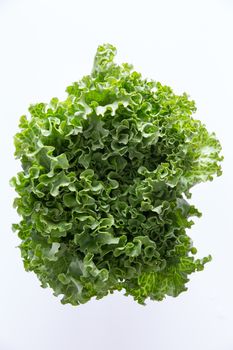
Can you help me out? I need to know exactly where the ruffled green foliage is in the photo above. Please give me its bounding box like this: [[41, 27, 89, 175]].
[[11, 44, 223, 306]]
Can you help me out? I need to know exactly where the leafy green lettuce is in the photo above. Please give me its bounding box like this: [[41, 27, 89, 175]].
[[11, 44, 223, 305]]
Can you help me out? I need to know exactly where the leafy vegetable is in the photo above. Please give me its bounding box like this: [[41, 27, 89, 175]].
[[11, 44, 223, 306]]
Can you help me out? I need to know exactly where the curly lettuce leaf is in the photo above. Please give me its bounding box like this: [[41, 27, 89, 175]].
[[11, 43, 223, 306]]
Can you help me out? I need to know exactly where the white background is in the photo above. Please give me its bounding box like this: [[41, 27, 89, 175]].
[[0, 0, 232, 349]]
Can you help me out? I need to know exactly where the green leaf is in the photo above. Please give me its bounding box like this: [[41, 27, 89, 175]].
[[11, 43, 223, 307]]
